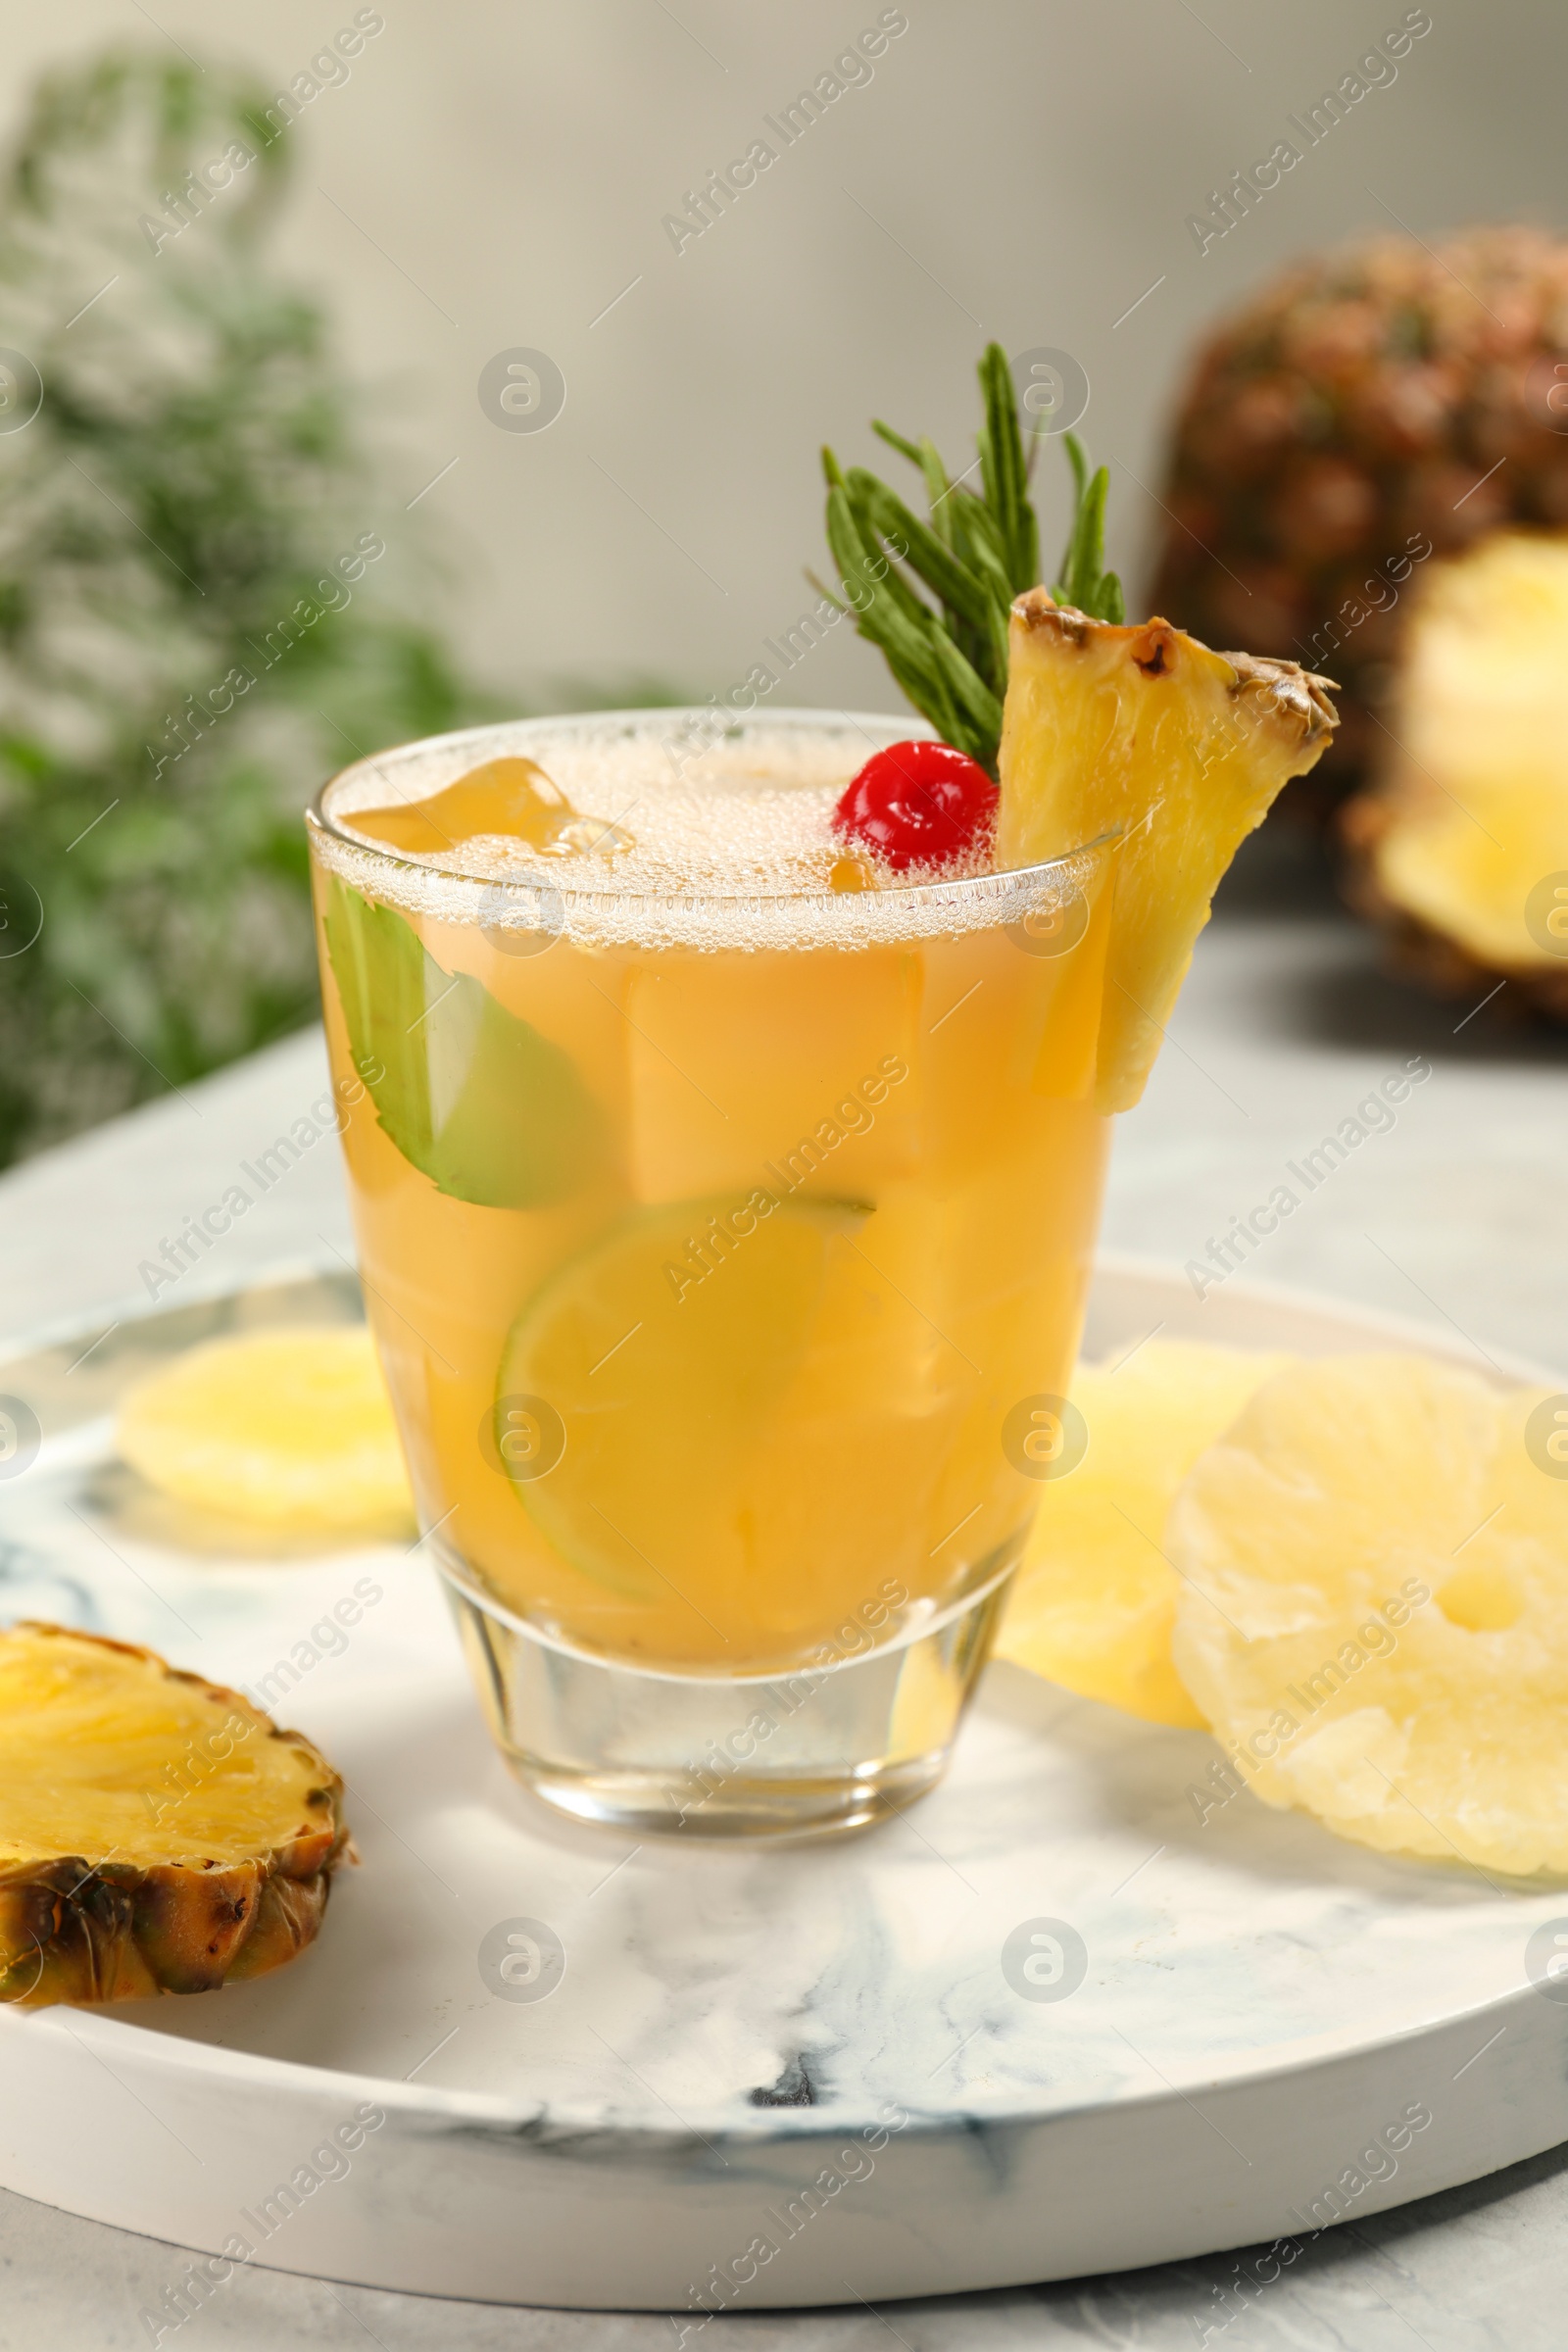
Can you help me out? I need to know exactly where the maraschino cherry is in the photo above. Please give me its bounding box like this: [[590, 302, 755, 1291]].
[[834, 740, 998, 872]]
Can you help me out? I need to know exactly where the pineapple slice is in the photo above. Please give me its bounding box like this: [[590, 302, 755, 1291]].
[[1169, 1354, 1568, 1876], [0, 1623, 349, 2003], [1346, 533, 1568, 1003], [997, 592, 1337, 1109], [1371, 778, 1568, 974], [117, 1327, 413, 1533], [996, 1339, 1292, 1727]]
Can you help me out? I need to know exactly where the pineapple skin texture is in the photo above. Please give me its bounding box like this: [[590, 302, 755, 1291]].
[[998, 592, 1336, 1110], [1151, 225, 1568, 808], [0, 1625, 348, 2006]]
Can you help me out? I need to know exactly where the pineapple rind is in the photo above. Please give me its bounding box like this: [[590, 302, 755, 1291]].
[[997, 593, 1337, 1111], [0, 1624, 347, 2004], [1151, 225, 1568, 811]]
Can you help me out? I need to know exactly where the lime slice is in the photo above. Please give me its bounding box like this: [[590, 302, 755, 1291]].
[[495, 1196, 870, 1609], [323, 878, 605, 1208]]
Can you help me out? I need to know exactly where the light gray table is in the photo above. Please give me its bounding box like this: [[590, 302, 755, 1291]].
[[3, 862, 1566, 2350]]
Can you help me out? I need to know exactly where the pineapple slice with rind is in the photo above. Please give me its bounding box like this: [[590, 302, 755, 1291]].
[[0, 1623, 349, 2003], [997, 1339, 1292, 1727], [117, 1326, 412, 1533], [997, 592, 1338, 1109], [1169, 1353, 1568, 1877]]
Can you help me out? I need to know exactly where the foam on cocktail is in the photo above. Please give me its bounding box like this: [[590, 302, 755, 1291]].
[[315, 714, 1086, 955]]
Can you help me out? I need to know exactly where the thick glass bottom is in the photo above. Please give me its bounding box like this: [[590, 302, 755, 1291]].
[[436, 1543, 1018, 1839]]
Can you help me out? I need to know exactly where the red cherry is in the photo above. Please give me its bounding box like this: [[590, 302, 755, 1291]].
[[834, 740, 999, 873]]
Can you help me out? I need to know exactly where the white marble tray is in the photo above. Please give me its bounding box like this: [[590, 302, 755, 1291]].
[[0, 1256, 1564, 2313]]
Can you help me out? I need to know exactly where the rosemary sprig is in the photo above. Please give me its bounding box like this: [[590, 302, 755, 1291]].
[[1052, 434, 1126, 624], [820, 343, 1125, 774]]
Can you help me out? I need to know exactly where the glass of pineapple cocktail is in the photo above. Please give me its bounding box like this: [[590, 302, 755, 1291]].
[[307, 710, 1113, 1836], [306, 346, 1335, 1838]]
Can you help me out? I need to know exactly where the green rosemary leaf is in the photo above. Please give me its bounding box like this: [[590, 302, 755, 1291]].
[[1062, 430, 1089, 512], [870, 419, 962, 554], [895, 432, 957, 550], [1019, 490, 1042, 598], [824, 480, 884, 612], [843, 562, 991, 760], [932, 708, 993, 767], [837, 477, 948, 635], [1053, 470, 1087, 605], [948, 494, 1013, 612], [976, 350, 1005, 500], [978, 342, 1037, 594], [1082, 469, 1115, 616], [848, 469, 994, 639], [877, 632, 963, 751], [949, 488, 1005, 567], [1052, 433, 1126, 620], [897, 667, 979, 761], [871, 418, 923, 467], [825, 484, 963, 744], [1054, 458, 1115, 618], [937, 514, 1010, 691], [805, 567, 850, 615], [923, 624, 1004, 755], [817, 348, 1128, 769], [1073, 468, 1110, 611]]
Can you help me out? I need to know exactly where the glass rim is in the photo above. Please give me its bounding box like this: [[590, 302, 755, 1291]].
[[305, 705, 1113, 917]]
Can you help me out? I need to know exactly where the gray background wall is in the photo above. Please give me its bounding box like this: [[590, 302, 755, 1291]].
[[0, 0, 1558, 712]]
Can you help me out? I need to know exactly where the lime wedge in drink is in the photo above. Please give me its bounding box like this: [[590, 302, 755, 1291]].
[[323, 878, 605, 1207]]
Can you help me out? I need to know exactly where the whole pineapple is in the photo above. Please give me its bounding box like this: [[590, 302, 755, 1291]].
[[1151, 226, 1568, 810]]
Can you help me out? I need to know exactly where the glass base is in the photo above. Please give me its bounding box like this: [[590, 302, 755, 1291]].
[[436, 1545, 1018, 1839]]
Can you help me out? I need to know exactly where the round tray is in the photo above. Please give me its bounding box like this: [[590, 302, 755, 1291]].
[[0, 1256, 1564, 2311]]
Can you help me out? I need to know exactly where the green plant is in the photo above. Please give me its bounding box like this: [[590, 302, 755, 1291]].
[[819, 342, 1125, 774], [0, 47, 491, 1165]]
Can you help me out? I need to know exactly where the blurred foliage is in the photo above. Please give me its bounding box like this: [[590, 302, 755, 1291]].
[[0, 46, 500, 1167]]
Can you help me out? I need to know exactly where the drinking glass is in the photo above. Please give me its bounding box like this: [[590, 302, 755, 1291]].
[[307, 710, 1111, 1836]]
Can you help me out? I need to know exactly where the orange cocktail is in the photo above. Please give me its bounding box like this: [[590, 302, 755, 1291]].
[[308, 710, 1111, 1833]]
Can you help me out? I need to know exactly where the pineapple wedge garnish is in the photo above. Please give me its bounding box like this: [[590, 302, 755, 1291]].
[[0, 1624, 349, 2004], [998, 592, 1338, 1109]]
